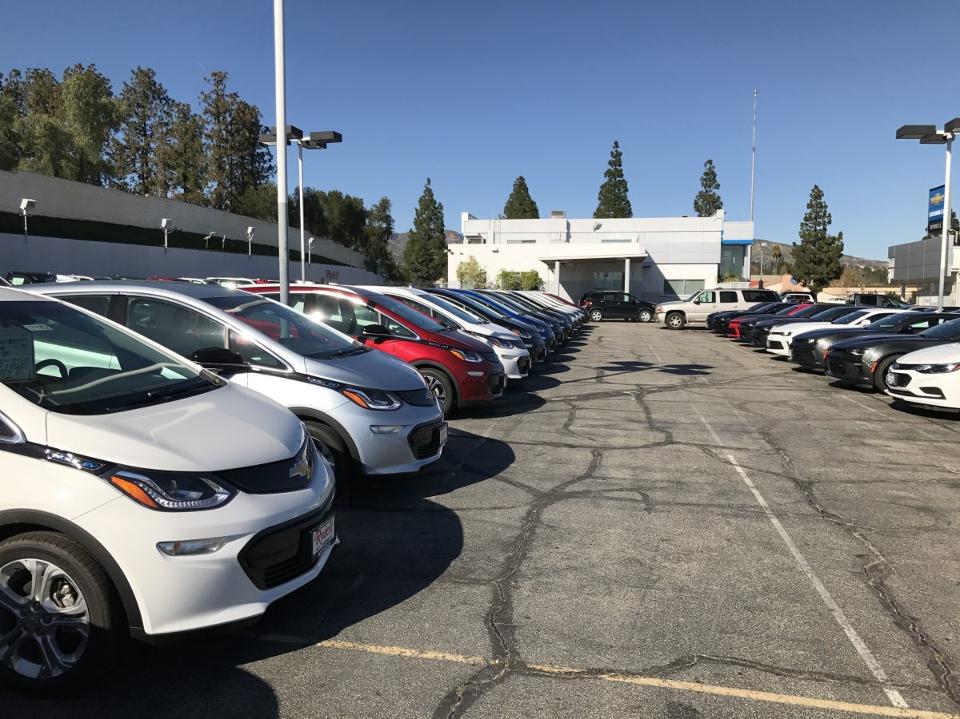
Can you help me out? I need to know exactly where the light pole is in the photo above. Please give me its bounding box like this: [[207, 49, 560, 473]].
[[272, 0, 290, 305], [246, 226, 255, 257], [19, 198, 35, 242], [896, 118, 960, 310], [295, 132, 341, 282]]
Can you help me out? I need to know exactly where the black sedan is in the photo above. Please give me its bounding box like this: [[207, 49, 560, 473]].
[[824, 318, 960, 391], [791, 311, 960, 371], [582, 292, 657, 322], [708, 302, 786, 333]]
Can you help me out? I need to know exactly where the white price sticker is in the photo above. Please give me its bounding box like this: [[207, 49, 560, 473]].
[[0, 327, 35, 382]]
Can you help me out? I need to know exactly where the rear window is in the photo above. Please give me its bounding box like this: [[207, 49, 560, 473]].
[[743, 290, 778, 302]]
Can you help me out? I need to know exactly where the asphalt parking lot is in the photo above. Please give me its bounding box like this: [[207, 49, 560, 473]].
[[4, 320, 960, 718]]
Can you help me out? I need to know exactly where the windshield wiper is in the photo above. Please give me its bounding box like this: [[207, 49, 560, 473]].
[[324, 346, 368, 358], [104, 380, 215, 412]]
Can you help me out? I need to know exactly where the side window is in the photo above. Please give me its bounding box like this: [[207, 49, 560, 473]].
[[315, 295, 349, 332], [60, 294, 112, 319], [353, 304, 381, 328], [261, 292, 307, 314], [126, 297, 226, 359], [906, 319, 934, 333], [379, 312, 417, 339], [699, 291, 715, 303], [227, 331, 285, 369], [719, 291, 738, 304]]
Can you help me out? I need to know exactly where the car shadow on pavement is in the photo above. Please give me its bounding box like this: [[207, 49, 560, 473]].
[[0, 429, 515, 719], [595, 360, 713, 377], [888, 398, 960, 421]]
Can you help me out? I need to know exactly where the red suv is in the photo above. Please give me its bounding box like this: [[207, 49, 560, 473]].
[[244, 284, 505, 414]]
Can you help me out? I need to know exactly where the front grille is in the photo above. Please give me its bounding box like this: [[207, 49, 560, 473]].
[[768, 340, 783, 350], [219, 438, 312, 494], [489, 374, 505, 396], [238, 505, 334, 590], [408, 420, 446, 459], [517, 357, 530, 374], [396, 387, 436, 407], [480, 351, 500, 363]]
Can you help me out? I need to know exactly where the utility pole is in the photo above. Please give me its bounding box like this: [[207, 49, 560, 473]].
[[273, 0, 290, 305], [750, 89, 758, 223]]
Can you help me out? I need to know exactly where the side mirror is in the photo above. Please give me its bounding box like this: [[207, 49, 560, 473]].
[[190, 347, 247, 370], [692, 299, 701, 305], [361, 324, 392, 340]]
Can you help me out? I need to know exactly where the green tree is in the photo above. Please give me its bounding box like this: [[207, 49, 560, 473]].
[[503, 175, 539, 219], [791, 185, 844, 295], [456, 256, 487, 288], [111, 67, 172, 194], [15, 68, 71, 178], [693, 159, 722, 217], [163, 102, 206, 203], [832, 265, 864, 288], [59, 64, 118, 185], [0, 72, 20, 170], [233, 183, 278, 221], [364, 196, 401, 280], [770, 245, 784, 274], [403, 178, 448, 284], [594, 140, 632, 218], [200, 71, 235, 210], [228, 98, 273, 202]]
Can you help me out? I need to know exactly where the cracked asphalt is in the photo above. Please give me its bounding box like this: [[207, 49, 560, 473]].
[[4, 321, 960, 718]]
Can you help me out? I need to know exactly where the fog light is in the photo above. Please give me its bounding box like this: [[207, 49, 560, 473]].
[[370, 425, 404, 434], [157, 537, 228, 556]]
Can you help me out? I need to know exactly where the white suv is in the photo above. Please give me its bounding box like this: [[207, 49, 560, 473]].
[[0, 288, 336, 689], [656, 288, 780, 329]]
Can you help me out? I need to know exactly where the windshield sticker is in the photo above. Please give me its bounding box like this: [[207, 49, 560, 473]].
[[23, 323, 53, 332], [0, 327, 35, 382]]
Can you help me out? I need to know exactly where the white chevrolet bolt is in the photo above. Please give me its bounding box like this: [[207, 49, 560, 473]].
[[885, 342, 960, 411], [0, 288, 336, 690]]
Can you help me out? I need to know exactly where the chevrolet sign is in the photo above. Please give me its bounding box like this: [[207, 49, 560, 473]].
[[928, 184, 945, 232]]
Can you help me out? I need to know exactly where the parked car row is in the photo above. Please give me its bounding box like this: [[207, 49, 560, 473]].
[[0, 281, 585, 690], [706, 301, 960, 412]]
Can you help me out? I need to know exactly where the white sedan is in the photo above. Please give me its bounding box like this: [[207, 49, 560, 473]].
[[885, 342, 960, 410], [765, 309, 906, 357]]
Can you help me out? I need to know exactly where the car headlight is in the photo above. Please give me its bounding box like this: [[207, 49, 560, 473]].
[[450, 348, 483, 363], [914, 362, 960, 373], [108, 470, 235, 511], [655, 306, 663, 313], [485, 335, 510, 348], [340, 386, 402, 410]]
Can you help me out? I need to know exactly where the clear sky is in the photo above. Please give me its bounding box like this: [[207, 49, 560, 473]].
[[4, 0, 960, 258]]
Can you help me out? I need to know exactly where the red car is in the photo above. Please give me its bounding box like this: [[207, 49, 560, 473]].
[[244, 283, 505, 414], [727, 303, 811, 339]]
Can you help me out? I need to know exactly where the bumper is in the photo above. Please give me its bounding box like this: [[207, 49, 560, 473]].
[[457, 361, 506, 404], [333, 398, 446, 475], [885, 370, 958, 408], [496, 347, 532, 379], [825, 354, 871, 386], [76, 458, 337, 636], [765, 336, 791, 356]]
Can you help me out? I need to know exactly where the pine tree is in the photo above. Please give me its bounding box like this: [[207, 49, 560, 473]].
[[200, 71, 235, 210], [228, 99, 273, 203], [403, 178, 448, 284], [594, 140, 632, 218], [791, 185, 844, 295], [59, 64, 118, 185], [503, 176, 539, 219], [111, 67, 172, 194], [365, 196, 401, 280], [0, 72, 20, 170], [15, 68, 72, 178], [163, 102, 206, 203], [693, 159, 723, 217]]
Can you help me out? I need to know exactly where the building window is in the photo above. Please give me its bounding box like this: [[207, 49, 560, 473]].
[[662, 279, 705, 299]]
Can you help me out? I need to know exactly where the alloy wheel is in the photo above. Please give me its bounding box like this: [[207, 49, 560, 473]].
[[590, 310, 602, 321], [0, 558, 90, 680], [425, 374, 447, 405], [639, 309, 652, 322]]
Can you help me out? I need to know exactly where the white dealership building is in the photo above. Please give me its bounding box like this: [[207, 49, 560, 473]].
[[447, 210, 754, 302]]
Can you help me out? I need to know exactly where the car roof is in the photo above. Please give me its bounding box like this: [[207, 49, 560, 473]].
[[0, 286, 57, 303], [29, 279, 250, 300]]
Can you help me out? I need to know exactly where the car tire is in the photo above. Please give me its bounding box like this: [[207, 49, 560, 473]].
[[420, 367, 455, 416], [666, 312, 685, 330], [0, 531, 125, 692], [639, 308, 653, 322], [589, 309, 603, 322], [304, 421, 357, 488], [872, 355, 901, 393]]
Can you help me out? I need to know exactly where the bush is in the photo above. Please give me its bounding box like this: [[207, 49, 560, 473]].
[[456, 257, 487, 288], [497, 269, 543, 290]]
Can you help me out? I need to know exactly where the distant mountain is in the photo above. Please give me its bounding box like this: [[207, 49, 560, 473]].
[[388, 230, 463, 261], [753, 239, 886, 269]]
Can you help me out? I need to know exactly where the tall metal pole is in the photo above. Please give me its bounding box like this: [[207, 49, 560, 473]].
[[297, 141, 306, 283], [749, 89, 758, 223], [22, 212, 28, 243], [937, 135, 953, 311], [273, 0, 289, 305]]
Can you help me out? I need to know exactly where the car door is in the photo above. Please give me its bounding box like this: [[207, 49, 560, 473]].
[[689, 290, 719, 322]]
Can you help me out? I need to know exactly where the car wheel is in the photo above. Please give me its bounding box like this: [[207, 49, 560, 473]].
[[666, 312, 685, 330], [0, 532, 125, 692], [420, 367, 455, 416], [304, 421, 357, 488], [873, 355, 901, 393], [589, 309, 603, 322], [639, 308, 653, 323]]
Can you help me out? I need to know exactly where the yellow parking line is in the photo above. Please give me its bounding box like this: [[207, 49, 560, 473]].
[[301, 638, 959, 719]]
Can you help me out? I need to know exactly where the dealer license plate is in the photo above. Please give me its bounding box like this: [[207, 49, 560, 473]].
[[311, 517, 335, 557]]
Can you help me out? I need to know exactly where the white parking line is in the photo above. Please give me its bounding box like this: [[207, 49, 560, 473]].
[[687, 398, 909, 709], [839, 395, 941, 441]]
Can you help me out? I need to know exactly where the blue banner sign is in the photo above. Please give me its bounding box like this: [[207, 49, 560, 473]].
[[928, 185, 945, 231]]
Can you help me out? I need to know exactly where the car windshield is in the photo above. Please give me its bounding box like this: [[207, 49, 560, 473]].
[[0, 300, 217, 415], [373, 294, 448, 332], [449, 292, 506, 320], [467, 292, 515, 315], [488, 293, 530, 313], [867, 313, 915, 329], [810, 307, 854, 321], [832, 309, 870, 325], [920, 318, 960, 339], [202, 295, 361, 358], [420, 293, 486, 324], [774, 305, 803, 315]]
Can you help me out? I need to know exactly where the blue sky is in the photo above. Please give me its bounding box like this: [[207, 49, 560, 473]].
[[4, 0, 960, 258]]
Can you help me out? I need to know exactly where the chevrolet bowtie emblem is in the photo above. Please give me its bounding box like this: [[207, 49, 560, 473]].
[[930, 192, 945, 206]]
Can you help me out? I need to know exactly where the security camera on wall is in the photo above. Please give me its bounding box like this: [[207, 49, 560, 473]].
[[20, 198, 36, 213]]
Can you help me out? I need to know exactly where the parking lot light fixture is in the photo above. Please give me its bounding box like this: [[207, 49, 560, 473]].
[[896, 118, 958, 310], [292, 131, 341, 282], [19, 198, 35, 242], [160, 218, 175, 251], [247, 226, 255, 257]]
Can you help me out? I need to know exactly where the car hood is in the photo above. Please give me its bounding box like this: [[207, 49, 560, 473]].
[[432, 329, 495, 352], [794, 327, 871, 341], [774, 321, 840, 335], [898, 342, 960, 364], [304, 347, 427, 391], [45, 383, 302, 473]]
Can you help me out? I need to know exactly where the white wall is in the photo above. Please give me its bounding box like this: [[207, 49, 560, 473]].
[[0, 233, 382, 285], [1, 169, 366, 269]]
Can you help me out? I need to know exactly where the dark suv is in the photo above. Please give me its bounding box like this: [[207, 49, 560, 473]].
[[579, 291, 657, 322]]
